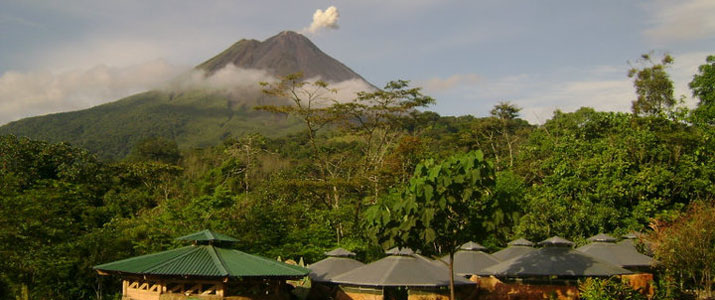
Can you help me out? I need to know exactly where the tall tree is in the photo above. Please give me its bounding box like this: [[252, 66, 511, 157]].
[[490, 101, 522, 168], [689, 55, 715, 126], [330, 80, 435, 202], [365, 150, 502, 300], [628, 53, 677, 116]]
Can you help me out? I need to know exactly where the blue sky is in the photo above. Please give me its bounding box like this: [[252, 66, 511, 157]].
[[1, 0, 713, 124]]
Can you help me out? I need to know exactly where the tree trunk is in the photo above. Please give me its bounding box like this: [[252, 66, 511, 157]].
[[21, 283, 29, 300], [449, 251, 455, 300]]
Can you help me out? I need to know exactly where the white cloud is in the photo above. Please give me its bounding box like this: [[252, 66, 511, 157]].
[[304, 6, 340, 34], [643, 0, 715, 43], [420, 51, 709, 124], [0, 60, 187, 125], [0, 60, 376, 125], [169, 65, 374, 105]]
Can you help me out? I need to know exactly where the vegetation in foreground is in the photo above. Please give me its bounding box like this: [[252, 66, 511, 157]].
[[0, 54, 713, 299]]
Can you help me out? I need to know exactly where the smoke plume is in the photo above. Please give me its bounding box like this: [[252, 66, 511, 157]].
[[305, 6, 340, 34]]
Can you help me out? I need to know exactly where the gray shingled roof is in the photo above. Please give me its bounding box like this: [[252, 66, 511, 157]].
[[492, 239, 536, 261], [459, 241, 487, 251], [577, 235, 652, 269], [587, 233, 618, 243], [325, 248, 356, 257], [508, 238, 534, 247], [538, 236, 575, 247], [332, 249, 474, 287], [478, 237, 632, 277], [385, 247, 415, 256], [309, 256, 365, 283], [440, 245, 500, 276]]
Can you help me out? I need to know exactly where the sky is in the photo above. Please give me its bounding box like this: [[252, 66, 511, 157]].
[[0, 0, 714, 125]]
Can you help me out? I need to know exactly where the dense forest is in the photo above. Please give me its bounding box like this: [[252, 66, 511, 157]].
[[0, 54, 713, 299]]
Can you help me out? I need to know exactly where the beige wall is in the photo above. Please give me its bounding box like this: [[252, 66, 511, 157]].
[[474, 276, 579, 300]]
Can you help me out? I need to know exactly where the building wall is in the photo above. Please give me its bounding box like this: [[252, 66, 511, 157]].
[[119, 277, 294, 300], [335, 286, 477, 300], [621, 273, 654, 299], [473, 276, 579, 300], [335, 286, 383, 300]]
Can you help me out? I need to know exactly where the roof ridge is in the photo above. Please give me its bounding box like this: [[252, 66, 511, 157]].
[[207, 245, 229, 276], [379, 256, 401, 284], [145, 246, 206, 273]]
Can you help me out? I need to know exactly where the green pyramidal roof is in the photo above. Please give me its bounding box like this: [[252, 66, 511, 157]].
[[94, 245, 309, 278], [176, 229, 239, 243]]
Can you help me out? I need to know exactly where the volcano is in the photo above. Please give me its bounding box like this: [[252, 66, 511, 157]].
[[198, 31, 367, 82], [0, 31, 372, 160]]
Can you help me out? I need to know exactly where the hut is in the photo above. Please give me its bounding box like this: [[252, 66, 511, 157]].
[[490, 238, 535, 261], [576, 233, 653, 271], [331, 247, 476, 300], [577, 233, 655, 296], [307, 248, 365, 300], [440, 242, 500, 277], [476, 236, 632, 300], [94, 229, 310, 300]]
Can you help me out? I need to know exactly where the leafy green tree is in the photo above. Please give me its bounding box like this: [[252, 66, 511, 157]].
[[514, 108, 708, 241], [330, 80, 435, 201], [126, 136, 181, 164], [365, 150, 501, 300], [689, 55, 715, 125], [628, 53, 677, 116]]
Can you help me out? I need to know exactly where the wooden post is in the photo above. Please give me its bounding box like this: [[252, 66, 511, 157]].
[[122, 280, 128, 296]]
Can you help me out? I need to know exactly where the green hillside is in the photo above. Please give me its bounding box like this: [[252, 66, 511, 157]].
[[0, 89, 303, 160]]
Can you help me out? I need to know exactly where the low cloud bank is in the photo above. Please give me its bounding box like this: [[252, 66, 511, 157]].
[[0, 60, 187, 125], [0, 61, 375, 125], [167, 64, 374, 106]]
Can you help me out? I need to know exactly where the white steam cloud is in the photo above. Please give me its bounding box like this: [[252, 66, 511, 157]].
[[0, 60, 187, 125], [305, 6, 340, 34]]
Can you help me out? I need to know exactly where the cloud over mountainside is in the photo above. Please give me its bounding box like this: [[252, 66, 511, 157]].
[[168, 64, 374, 106], [0, 60, 187, 125], [0, 61, 374, 126]]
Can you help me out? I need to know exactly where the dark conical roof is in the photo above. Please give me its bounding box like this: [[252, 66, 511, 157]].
[[587, 233, 618, 243], [175, 229, 239, 243], [460, 241, 487, 251], [479, 246, 632, 277], [538, 236, 575, 247], [385, 247, 415, 256], [441, 249, 500, 276], [507, 238, 534, 247], [325, 248, 356, 257], [492, 239, 536, 261], [578, 240, 653, 269], [309, 256, 365, 283], [332, 253, 474, 287], [622, 232, 638, 239]]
